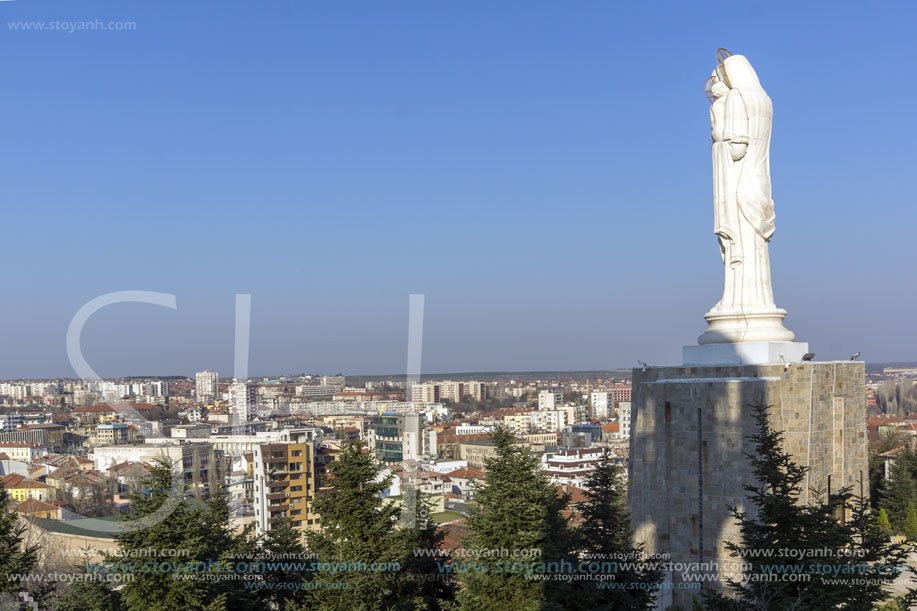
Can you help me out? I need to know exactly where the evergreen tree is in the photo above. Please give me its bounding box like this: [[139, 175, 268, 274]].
[[879, 449, 917, 533], [878, 508, 892, 533], [457, 427, 574, 611], [702, 403, 855, 611], [0, 487, 39, 599], [301, 442, 411, 610], [259, 515, 310, 610], [394, 491, 454, 609], [107, 460, 260, 611], [904, 502, 917, 540], [52, 579, 122, 611], [704, 404, 917, 611], [836, 481, 916, 610], [572, 447, 662, 610]]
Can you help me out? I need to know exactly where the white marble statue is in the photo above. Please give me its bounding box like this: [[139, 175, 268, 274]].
[[698, 49, 795, 345]]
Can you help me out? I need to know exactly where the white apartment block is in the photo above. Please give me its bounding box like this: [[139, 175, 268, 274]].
[[590, 391, 612, 420], [538, 390, 562, 410], [0, 413, 23, 432], [410, 381, 486, 404], [617, 402, 632, 440], [0, 442, 47, 462], [195, 371, 220, 404], [229, 380, 258, 424]]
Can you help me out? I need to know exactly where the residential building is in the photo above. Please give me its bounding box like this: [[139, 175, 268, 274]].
[[617, 402, 632, 440], [543, 447, 604, 487], [195, 371, 219, 404], [366, 413, 423, 463], [229, 380, 258, 424], [253, 439, 323, 541], [0, 442, 47, 462], [538, 390, 562, 410]]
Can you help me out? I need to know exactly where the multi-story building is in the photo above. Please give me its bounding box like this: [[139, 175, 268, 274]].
[[0, 413, 23, 432], [589, 392, 612, 420], [294, 384, 343, 398], [366, 413, 423, 463], [609, 385, 632, 403], [538, 390, 562, 410], [503, 412, 535, 434], [89, 423, 139, 446], [617, 402, 632, 440], [542, 447, 604, 487], [410, 381, 486, 404], [0, 442, 47, 462], [195, 371, 220, 404], [90, 442, 219, 496], [229, 380, 258, 424], [253, 436, 323, 541]]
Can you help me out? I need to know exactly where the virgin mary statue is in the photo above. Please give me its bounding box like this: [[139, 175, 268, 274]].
[[699, 50, 795, 345]]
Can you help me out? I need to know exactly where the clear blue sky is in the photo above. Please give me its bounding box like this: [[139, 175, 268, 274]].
[[1, 0, 915, 378]]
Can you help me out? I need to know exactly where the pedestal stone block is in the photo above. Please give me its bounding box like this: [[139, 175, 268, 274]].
[[626, 361, 867, 608]]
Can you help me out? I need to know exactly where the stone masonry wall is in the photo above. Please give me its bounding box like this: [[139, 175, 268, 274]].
[[626, 361, 867, 606]]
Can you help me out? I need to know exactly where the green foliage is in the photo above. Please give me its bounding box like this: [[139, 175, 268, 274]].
[[52, 579, 122, 611], [879, 448, 917, 533], [572, 448, 662, 610], [704, 403, 917, 611], [106, 460, 261, 611], [0, 487, 39, 598], [904, 502, 917, 540], [258, 514, 310, 609], [303, 441, 440, 610], [878, 507, 892, 532], [457, 426, 574, 611]]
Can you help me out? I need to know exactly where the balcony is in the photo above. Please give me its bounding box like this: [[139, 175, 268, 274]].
[[266, 492, 289, 501], [268, 503, 289, 512], [266, 480, 289, 489], [264, 456, 287, 464]]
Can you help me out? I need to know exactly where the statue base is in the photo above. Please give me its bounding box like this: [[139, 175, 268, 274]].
[[698, 306, 795, 345], [684, 341, 809, 366]]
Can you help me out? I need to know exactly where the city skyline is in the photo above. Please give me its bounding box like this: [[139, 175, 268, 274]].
[[2, 1, 916, 378]]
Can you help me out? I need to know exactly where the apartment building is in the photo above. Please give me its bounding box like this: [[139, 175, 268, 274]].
[[366, 413, 423, 463], [538, 390, 562, 410], [195, 371, 219, 404], [253, 439, 322, 541], [411, 381, 486, 404]]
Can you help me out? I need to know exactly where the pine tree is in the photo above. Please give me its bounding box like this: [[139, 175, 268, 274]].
[[572, 447, 662, 610], [107, 460, 260, 611], [879, 449, 917, 533], [904, 502, 917, 540], [394, 491, 454, 609], [259, 514, 310, 609], [301, 442, 410, 610], [836, 480, 916, 610], [457, 426, 574, 611], [702, 403, 855, 611], [704, 404, 917, 611], [878, 508, 892, 533], [0, 487, 39, 599], [52, 579, 122, 611]]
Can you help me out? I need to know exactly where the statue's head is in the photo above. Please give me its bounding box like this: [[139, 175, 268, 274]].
[[722, 55, 762, 91]]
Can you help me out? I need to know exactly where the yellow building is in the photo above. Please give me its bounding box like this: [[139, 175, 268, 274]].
[[253, 439, 325, 542], [0, 474, 54, 502]]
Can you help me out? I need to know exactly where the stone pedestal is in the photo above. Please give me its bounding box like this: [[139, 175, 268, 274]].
[[626, 361, 867, 607], [683, 341, 809, 366]]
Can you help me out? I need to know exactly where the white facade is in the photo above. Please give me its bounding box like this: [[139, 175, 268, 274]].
[[195, 371, 219, 403], [538, 390, 561, 410], [590, 392, 612, 420], [229, 380, 258, 424], [617, 402, 632, 440]]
